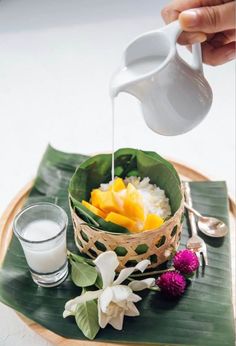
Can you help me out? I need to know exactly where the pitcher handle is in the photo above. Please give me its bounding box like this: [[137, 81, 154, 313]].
[[161, 20, 203, 73], [192, 43, 203, 72]]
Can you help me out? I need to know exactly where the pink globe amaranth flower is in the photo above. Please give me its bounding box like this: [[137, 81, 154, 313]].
[[156, 271, 186, 298], [173, 249, 199, 275]]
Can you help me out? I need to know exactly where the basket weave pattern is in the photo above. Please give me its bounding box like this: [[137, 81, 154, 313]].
[[70, 197, 184, 271]]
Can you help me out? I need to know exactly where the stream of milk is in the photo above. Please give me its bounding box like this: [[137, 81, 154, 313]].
[[110, 55, 165, 180], [111, 97, 115, 181]]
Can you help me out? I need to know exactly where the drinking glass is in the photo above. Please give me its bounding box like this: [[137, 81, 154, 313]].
[[13, 203, 68, 287]]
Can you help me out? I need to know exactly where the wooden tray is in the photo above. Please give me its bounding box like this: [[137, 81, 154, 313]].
[[0, 161, 235, 346]]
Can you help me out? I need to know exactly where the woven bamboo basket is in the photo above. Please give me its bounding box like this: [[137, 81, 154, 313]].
[[70, 191, 185, 272]]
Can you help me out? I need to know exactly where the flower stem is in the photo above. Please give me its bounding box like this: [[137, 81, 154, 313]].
[[127, 278, 161, 292], [149, 286, 161, 292], [129, 267, 175, 278]]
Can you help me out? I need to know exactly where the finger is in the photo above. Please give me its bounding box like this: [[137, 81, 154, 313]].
[[177, 31, 207, 45], [170, 0, 232, 11], [161, 0, 233, 24], [209, 30, 236, 48], [223, 29, 236, 42], [201, 41, 236, 65], [179, 2, 236, 33], [161, 6, 179, 24]]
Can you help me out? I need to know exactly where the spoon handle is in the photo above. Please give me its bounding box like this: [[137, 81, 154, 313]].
[[184, 203, 202, 218], [183, 182, 198, 236], [183, 181, 193, 206]]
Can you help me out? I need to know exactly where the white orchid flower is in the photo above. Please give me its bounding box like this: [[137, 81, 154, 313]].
[[63, 251, 155, 330]]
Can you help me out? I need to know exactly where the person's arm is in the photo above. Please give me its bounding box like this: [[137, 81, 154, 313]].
[[161, 0, 236, 66]]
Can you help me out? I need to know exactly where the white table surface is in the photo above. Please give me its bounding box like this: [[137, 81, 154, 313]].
[[0, 0, 235, 345]]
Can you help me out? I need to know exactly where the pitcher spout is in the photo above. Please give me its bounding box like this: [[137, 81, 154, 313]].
[[110, 68, 142, 100], [110, 27, 172, 99]]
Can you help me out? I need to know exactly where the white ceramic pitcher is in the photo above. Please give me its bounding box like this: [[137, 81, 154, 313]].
[[110, 20, 213, 136]]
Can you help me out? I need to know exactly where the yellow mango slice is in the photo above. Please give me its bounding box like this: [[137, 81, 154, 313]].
[[123, 183, 145, 221], [105, 212, 138, 232], [91, 189, 103, 208], [96, 191, 122, 214], [144, 214, 164, 230], [126, 182, 136, 194], [82, 200, 106, 219], [109, 177, 126, 192]]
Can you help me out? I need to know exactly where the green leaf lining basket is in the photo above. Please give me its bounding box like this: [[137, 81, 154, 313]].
[[69, 148, 184, 271]]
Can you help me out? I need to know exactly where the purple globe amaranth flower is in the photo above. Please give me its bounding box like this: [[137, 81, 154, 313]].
[[156, 271, 186, 298], [173, 249, 199, 275]]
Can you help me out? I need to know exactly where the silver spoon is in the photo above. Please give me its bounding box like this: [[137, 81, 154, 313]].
[[184, 203, 229, 238]]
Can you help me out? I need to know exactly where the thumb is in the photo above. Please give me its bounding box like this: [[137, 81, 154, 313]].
[[179, 2, 236, 33]]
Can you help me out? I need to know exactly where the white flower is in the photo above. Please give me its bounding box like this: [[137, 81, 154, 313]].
[[63, 251, 155, 330]]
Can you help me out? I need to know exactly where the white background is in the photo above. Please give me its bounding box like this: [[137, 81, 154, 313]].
[[0, 0, 235, 345]]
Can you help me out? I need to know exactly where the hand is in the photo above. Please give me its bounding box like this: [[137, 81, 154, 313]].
[[161, 0, 236, 66]]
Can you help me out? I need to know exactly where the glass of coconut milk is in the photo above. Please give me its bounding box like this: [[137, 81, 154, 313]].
[[13, 203, 68, 287]]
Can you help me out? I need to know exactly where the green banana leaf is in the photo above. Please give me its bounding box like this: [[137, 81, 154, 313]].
[[33, 144, 89, 197], [0, 145, 235, 346], [69, 148, 182, 234]]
